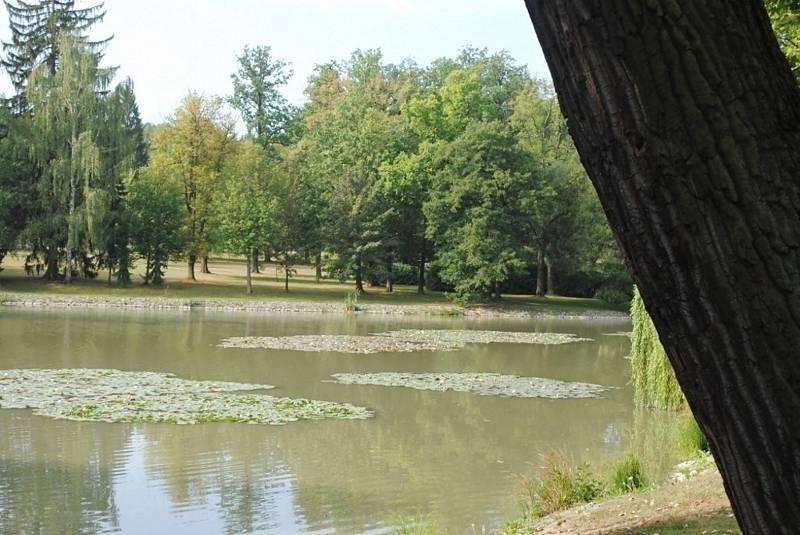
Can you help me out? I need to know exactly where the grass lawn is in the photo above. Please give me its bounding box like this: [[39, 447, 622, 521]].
[[0, 253, 625, 314]]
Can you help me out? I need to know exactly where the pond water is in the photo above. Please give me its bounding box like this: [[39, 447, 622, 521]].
[[0, 307, 632, 534]]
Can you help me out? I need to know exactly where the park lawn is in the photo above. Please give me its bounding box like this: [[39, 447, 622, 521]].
[[0, 254, 625, 314]]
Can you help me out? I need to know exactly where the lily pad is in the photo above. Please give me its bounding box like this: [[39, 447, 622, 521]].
[[218, 335, 451, 353], [330, 372, 610, 399], [0, 368, 372, 425], [219, 329, 590, 354], [379, 329, 591, 346]]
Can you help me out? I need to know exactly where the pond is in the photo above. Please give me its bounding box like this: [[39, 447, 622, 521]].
[[0, 307, 632, 534]]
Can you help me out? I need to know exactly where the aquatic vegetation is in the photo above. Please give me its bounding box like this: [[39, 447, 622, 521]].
[[330, 372, 609, 399], [219, 329, 591, 354], [677, 412, 710, 457], [602, 331, 632, 337], [218, 334, 451, 353], [0, 368, 372, 425], [610, 454, 647, 494], [519, 451, 604, 519]]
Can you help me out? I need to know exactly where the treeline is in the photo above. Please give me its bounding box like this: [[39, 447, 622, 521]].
[[0, 0, 631, 302]]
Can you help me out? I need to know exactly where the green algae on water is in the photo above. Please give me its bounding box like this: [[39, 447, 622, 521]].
[[330, 372, 610, 399], [0, 368, 372, 424]]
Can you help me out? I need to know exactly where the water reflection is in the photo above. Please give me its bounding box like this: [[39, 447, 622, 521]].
[[0, 308, 634, 534]]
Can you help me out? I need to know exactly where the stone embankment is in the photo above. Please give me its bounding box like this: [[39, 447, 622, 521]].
[[0, 293, 628, 319]]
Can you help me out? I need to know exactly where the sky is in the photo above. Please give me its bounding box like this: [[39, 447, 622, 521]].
[[0, 0, 550, 125]]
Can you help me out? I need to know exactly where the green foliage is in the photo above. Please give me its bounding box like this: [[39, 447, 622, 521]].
[[678, 413, 710, 457], [127, 170, 187, 285], [344, 290, 360, 312], [391, 514, 438, 535], [631, 287, 687, 410], [594, 285, 631, 308], [229, 45, 293, 152], [610, 454, 647, 494], [520, 451, 603, 519], [766, 0, 800, 77]]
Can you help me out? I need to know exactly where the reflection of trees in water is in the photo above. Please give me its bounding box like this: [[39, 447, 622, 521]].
[[139, 423, 302, 534], [0, 414, 132, 534], [272, 384, 633, 534]]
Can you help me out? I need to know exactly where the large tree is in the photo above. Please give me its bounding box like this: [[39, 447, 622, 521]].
[[2, 0, 109, 108], [149, 93, 235, 280], [524, 0, 800, 532]]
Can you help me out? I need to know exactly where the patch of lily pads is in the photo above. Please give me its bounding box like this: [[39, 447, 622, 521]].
[[0, 368, 372, 425], [330, 372, 610, 399], [219, 329, 591, 354]]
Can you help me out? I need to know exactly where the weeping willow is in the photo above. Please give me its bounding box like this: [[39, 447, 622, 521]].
[[630, 287, 686, 410]]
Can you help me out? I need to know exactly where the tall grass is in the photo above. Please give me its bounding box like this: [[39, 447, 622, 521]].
[[392, 513, 438, 535], [610, 454, 647, 494], [519, 451, 603, 519], [630, 287, 686, 410]]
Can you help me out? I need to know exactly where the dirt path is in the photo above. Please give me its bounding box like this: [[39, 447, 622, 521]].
[[533, 469, 739, 535]]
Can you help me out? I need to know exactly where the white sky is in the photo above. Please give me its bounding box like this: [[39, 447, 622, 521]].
[[0, 0, 549, 124]]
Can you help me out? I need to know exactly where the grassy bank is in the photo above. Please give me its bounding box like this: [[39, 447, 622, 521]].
[[0, 254, 625, 316]]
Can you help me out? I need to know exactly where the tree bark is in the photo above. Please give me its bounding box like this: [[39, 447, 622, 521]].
[[252, 249, 260, 273], [245, 254, 253, 295], [200, 255, 211, 274], [187, 254, 196, 281], [535, 247, 546, 297], [284, 267, 289, 292], [524, 1, 800, 532], [315, 252, 322, 282], [544, 255, 556, 296]]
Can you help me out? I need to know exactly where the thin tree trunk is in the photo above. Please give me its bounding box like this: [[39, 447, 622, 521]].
[[187, 254, 196, 281], [245, 254, 252, 295], [315, 253, 322, 282], [144, 252, 152, 285], [65, 177, 77, 284], [544, 255, 556, 296], [354, 257, 364, 294], [252, 249, 260, 273], [417, 253, 425, 294], [535, 247, 546, 297], [201, 256, 211, 274], [493, 280, 501, 301], [525, 1, 800, 531], [43, 247, 58, 280], [284, 267, 289, 292]]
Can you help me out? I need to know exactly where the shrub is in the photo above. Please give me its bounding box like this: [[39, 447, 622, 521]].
[[520, 451, 603, 519], [610, 454, 647, 494], [344, 290, 360, 312], [594, 285, 632, 308], [678, 413, 710, 457]]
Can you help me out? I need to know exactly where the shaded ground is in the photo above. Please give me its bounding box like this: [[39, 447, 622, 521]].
[[0, 254, 625, 315], [530, 470, 739, 535]]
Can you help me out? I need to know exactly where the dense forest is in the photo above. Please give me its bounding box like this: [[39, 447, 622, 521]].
[[0, 0, 631, 302]]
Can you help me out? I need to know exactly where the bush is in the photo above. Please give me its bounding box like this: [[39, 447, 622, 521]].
[[610, 454, 647, 494], [594, 284, 632, 307], [678, 413, 710, 457], [520, 451, 603, 519]]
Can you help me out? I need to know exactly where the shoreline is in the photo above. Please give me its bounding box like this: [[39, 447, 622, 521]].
[[0, 293, 629, 320]]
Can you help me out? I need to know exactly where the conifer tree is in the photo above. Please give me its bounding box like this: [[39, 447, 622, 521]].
[[2, 0, 110, 107]]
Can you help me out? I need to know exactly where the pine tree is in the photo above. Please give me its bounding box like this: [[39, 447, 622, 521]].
[[2, 0, 110, 106]]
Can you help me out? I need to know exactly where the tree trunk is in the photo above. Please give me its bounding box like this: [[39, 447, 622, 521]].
[[252, 249, 260, 273], [386, 278, 393, 293], [65, 177, 77, 284], [354, 257, 364, 294], [525, 1, 800, 532], [187, 254, 196, 281], [535, 247, 546, 297], [417, 253, 425, 294], [43, 247, 59, 280], [544, 255, 556, 296], [493, 280, 501, 301], [315, 253, 322, 282], [201, 256, 211, 274], [245, 254, 253, 295], [284, 267, 289, 292]]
